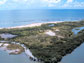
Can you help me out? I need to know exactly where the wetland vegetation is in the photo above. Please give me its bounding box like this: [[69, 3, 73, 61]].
[[0, 21, 84, 63]]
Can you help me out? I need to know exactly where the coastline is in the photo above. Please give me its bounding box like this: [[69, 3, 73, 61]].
[[0, 21, 63, 62], [0, 21, 63, 29], [0, 21, 84, 63], [0, 41, 38, 61]]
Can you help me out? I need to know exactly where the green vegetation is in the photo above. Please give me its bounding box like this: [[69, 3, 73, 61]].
[[7, 44, 24, 54], [0, 21, 84, 63]]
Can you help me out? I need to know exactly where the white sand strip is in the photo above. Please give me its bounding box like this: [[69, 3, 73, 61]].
[[0, 21, 63, 29], [45, 30, 56, 36]]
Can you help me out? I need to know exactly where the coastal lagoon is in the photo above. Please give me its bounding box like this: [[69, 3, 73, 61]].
[[0, 50, 39, 63], [61, 43, 84, 63]]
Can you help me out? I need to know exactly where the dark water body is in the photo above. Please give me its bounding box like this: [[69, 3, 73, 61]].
[[0, 9, 84, 28]]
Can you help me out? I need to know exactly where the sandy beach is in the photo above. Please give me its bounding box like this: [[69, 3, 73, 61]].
[[0, 21, 63, 29]]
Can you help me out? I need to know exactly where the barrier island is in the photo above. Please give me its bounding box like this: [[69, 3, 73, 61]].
[[0, 21, 84, 63]]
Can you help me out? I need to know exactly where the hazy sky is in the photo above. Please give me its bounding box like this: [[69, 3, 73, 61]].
[[0, 0, 84, 10]]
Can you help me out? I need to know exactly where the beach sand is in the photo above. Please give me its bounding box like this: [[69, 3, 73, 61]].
[[0, 21, 63, 29]]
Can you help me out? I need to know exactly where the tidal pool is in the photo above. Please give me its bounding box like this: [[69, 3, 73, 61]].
[[0, 50, 40, 63]]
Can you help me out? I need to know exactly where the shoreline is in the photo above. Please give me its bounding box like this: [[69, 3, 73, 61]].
[[0, 41, 38, 61], [0, 21, 84, 63], [0, 21, 63, 29]]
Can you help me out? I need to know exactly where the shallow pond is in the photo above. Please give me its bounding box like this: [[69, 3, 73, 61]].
[[72, 27, 84, 35], [0, 33, 17, 39]]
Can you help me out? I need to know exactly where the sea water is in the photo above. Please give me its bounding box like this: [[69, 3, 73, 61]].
[[0, 9, 84, 28], [0, 9, 84, 63]]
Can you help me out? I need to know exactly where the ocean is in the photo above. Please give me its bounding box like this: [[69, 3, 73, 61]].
[[0, 9, 84, 28], [0, 9, 84, 63]]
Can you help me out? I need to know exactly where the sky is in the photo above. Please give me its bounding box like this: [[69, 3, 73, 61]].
[[0, 0, 84, 10]]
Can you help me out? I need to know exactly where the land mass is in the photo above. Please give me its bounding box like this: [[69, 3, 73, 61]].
[[0, 21, 84, 63]]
